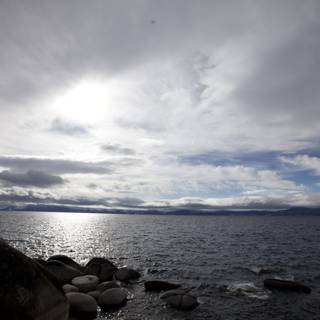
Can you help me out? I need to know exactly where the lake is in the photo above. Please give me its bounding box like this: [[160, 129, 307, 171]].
[[1, 211, 320, 319]]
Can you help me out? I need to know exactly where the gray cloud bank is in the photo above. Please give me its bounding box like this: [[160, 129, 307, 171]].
[[0, 170, 64, 187], [0, 156, 111, 174]]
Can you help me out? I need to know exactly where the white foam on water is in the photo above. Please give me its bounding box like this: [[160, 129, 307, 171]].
[[227, 282, 270, 300]]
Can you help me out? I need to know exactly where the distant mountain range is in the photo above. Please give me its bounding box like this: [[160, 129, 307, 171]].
[[1, 204, 320, 215]]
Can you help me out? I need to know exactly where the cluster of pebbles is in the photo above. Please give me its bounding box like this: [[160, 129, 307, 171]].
[[36, 254, 199, 319]]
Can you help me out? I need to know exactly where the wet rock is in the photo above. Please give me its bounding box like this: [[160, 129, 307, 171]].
[[87, 290, 101, 300], [85, 257, 117, 281], [115, 267, 141, 282], [44, 260, 84, 286], [144, 280, 180, 292], [160, 289, 199, 310], [62, 284, 79, 293], [72, 275, 99, 293], [66, 292, 97, 319], [98, 287, 127, 310], [48, 255, 83, 272], [96, 281, 121, 292], [33, 258, 47, 266], [84, 263, 100, 277], [86, 257, 116, 268], [263, 278, 311, 293], [0, 239, 69, 320]]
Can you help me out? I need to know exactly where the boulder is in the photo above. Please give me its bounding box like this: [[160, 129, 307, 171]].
[[96, 281, 120, 292], [0, 239, 69, 320], [71, 275, 99, 293], [66, 292, 97, 319], [144, 280, 180, 292], [44, 260, 83, 286], [263, 278, 311, 293], [115, 267, 141, 282], [85, 257, 117, 282], [48, 255, 83, 272], [87, 290, 101, 300], [160, 289, 199, 310], [84, 263, 100, 277], [86, 257, 116, 268], [98, 288, 127, 310], [62, 284, 79, 294], [33, 258, 47, 266]]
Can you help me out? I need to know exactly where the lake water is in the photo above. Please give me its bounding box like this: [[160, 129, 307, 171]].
[[1, 211, 320, 319]]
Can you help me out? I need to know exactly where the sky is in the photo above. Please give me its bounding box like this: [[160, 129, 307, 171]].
[[0, 0, 320, 210]]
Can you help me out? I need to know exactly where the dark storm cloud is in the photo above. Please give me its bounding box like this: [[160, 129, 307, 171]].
[[101, 143, 136, 155], [0, 170, 64, 187], [49, 118, 89, 136], [0, 156, 111, 174]]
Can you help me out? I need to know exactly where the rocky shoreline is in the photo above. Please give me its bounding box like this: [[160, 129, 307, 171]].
[[0, 238, 313, 320]]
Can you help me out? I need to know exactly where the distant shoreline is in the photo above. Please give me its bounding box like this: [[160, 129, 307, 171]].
[[1, 206, 320, 216]]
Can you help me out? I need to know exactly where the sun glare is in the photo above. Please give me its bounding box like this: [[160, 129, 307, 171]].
[[53, 80, 112, 123]]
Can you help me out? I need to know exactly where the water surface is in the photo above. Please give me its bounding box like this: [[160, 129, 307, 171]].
[[1, 211, 320, 319]]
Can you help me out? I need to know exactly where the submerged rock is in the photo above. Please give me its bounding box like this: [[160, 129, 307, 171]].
[[115, 267, 141, 282], [160, 289, 199, 310], [44, 260, 83, 286], [66, 292, 97, 319], [98, 287, 127, 310], [48, 255, 83, 272], [263, 278, 311, 293], [0, 239, 69, 320], [85, 257, 117, 282], [144, 280, 180, 292], [72, 275, 99, 293]]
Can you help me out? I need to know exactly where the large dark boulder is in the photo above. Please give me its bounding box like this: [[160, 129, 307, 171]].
[[84, 257, 117, 282], [48, 255, 83, 272], [115, 267, 141, 282], [263, 278, 311, 293], [86, 257, 116, 268], [144, 280, 180, 292], [44, 260, 84, 286], [66, 292, 97, 319], [97, 288, 127, 310], [0, 239, 69, 320]]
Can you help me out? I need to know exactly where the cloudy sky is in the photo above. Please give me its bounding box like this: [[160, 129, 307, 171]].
[[1, 0, 320, 210]]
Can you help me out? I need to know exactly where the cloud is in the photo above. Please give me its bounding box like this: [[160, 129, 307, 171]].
[[0, 156, 112, 174], [0, 170, 64, 187], [101, 143, 136, 155], [1, 1, 320, 209], [49, 118, 88, 136], [281, 155, 320, 175], [143, 192, 320, 210]]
